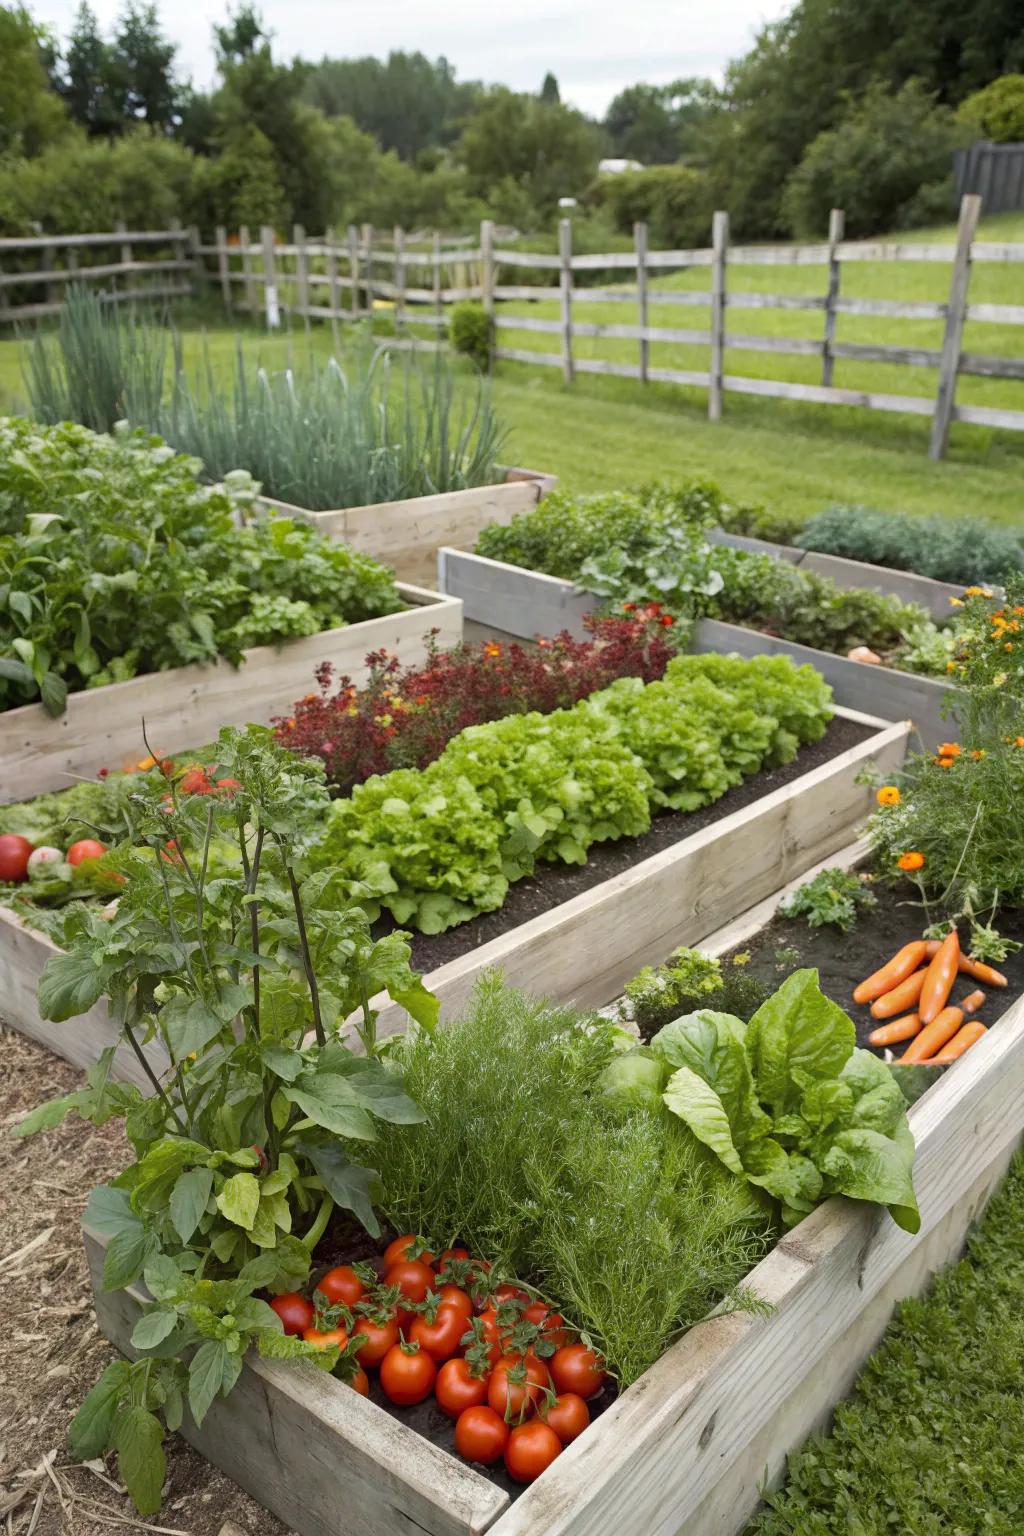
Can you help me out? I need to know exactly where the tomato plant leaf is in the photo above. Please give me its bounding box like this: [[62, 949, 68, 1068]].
[[188, 1340, 228, 1428], [113, 1405, 166, 1516], [68, 1360, 131, 1460], [160, 996, 225, 1060], [130, 1308, 178, 1350], [168, 1166, 214, 1244], [261, 1044, 304, 1082], [281, 1075, 377, 1141], [215, 1172, 260, 1231], [300, 1141, 383, 1237], [37, 948, 110, 1022]]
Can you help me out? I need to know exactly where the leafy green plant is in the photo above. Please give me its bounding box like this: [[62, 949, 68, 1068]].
[[448, 301, 492, 371], [22, 286, 169, 435], [0, 417, 401, 715], [311, 653, 832, 933], [14, 726, 436, 1512], [957, 74, 1024, 144], [780, 867, 878, 932], [163, 337, 505, 512], [607, 970, 920, 1231], [373, 973, 771, 1385], [621, 948, 770, 1037], [797, 504, 1024, 587]]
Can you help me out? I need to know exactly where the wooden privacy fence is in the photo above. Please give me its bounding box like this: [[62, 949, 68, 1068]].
[[486, 195, 1024, 460], [0, 223, 194, 323], [955, 141, 1024, 215]]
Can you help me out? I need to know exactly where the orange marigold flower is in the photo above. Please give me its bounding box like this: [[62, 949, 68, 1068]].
[[484, 642, 501, 657], [1016, 736, 1024, 747], [937, 756, 954, 768], [622, 602, 635, 612], [898, 851, 925, 872], [971, 749, 986, 760], [537, 637, 551, 648], [876, 785, 901, 806], [938, 742, 960, 757]]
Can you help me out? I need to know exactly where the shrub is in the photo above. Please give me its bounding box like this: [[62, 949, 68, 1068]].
[[715, 501, 808, 545], [779, 866, 878, 931], [0, 417, 401, 715], [448, 301, 492, 371], [621, 948, 770, 1037], [373, 973, 771, 1385], [797, 505, 1024, 587], [0, 128, 196, 237], [594, 163, 712, 248], [957, 75, 1024, 144], [273, 611, 678, 794], [782, 81, 964, 239], [310, 652, 832, 932]]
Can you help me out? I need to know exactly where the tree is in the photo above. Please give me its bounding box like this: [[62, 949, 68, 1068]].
[[458, 88, 600, 220], [540, 72, 560, 104], [958, 74, 1024, 142], [59, 2, 119, 135], [604, 79, 719, 165], [300, 51, 481, 161], [112, 3, 178, 129], [0, 3, 70, 156], [214, 4, 264, 64]]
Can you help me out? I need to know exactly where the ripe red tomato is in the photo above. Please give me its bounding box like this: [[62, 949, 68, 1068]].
[[0, 834, 33, 883], [493, 1284, 530, 1306], [523, 1301, 571, 1350], [454, 1406, 509, 1465], [385, 1259, 436, 1306], [269, 1292, 314, 1336], [435, 1358, 489, 1418], [317, 1265, 364, 1309], [436, 1283, 473, 1320], [215, 777, 242, 796], [302, 1325, 348, 1352], [352, 1316, 399, 1368], [409, 1305, 466, 1363], [67, 838, 107, 866], [351, 1366, 370, 1396], [544, 1392, 590, 1445], [550, 1343, 605, 1400], [179, 766, 214, 795], [437, 1246, 470, 1268], [504, 1420, 562, 1483], [383, 1234, 435, 1269], [487, 1354, 550, 1422], [379, 1343, 437, 1406]]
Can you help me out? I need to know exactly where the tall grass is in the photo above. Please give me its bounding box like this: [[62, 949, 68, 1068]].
[[19, 289, 507, 510], [21, 286, 168, 435]]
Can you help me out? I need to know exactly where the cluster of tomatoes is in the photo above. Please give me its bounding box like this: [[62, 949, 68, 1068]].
[[269, 1235, 606, 1484], [0, 832, 107, 883]]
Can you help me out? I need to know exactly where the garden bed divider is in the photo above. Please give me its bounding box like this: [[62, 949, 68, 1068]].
[[259, 467, 555, 588], [0, 584, 462, 804], [436, 546, 956, 750], [82, 837, 1024, 1536]]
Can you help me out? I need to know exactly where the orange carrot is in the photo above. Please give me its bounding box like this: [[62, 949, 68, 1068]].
[[853, 941, 929, 1005], [870, 969, 928, 1019], [924, 939, 941, 957], [962, 988, 986, 1014], [930, 1021, 987, 1063], [868, 1012, 922, 1047], [919, 930, 960, 1024], [901, 1005, 965, 1063], [959, 956, 1008, 988]]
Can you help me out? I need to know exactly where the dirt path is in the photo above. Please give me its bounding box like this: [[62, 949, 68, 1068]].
[[0, 1026, 290, 1536]]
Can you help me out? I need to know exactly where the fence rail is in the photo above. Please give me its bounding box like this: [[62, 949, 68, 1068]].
[[1, 199, 1023, 458]]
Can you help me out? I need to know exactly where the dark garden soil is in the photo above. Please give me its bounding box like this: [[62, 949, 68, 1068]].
[[0, 1026, 291, 1536], [722, 880, 1024, 1058], [397, 713, 873, 974]]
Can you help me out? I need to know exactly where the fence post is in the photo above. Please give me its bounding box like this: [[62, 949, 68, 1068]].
[[559, 217, 574, 386], [261, 225, 280, 329], [325, 235, 341, 348], [930, 193, 981, 461], [480, 219, 495, 317], [187, 225, 202, 299], [433, 229, 443, 328], [238, 225, 252, 312], [362, 223, 375, 315], [393, 225, 406, 337], [169, 217, 185, 299], [293, 223, 310, 334], [347, 225, 360, 316], [42, 240, 57, 310], [821, 207, 844, 387], [214, 225, 233, 314], [115, 219, 132, 295], [635, 221, 649, 385], [709, 210, 729, 421]]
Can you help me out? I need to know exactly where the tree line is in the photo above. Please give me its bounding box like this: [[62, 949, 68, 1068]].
[[1, 0, 1023, 245]]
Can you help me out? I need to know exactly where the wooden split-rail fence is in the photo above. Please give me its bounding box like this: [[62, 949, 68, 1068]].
[[2, 197, 1023, 459]]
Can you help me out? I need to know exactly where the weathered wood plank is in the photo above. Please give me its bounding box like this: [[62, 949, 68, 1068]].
[[930, 195, 981, 459], [958, 350, 1024, 381], [709, 212, 728, 421], [834, 295, 946, 320], [728, 333, 824, 358], [951, 401, 1024, 430], [721, 374, 935, 416], [727, 292, 824, 313], [821, 208, 844, 387], [0, 588, 460, 802], [494, 345, 563, 368], [559, 219, 574, 386], [493, 989, 1024, 1536], [635, 222, 649, 385], [83, 1228, 508, 1536], [494, 314, 562, 334]]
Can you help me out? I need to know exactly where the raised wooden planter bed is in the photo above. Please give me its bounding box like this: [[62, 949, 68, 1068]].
[[0, 583, 462, 804], [437, 547, 957, 751], [260, 467, 555, 588], [707, 528, 968, 622], [0, 706, 907, 1086], [81, 840, 1024, 1536]]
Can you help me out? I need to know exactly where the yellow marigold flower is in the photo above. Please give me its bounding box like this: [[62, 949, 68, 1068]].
[[1006, 643, 1015, 652], [964, 586, 984, 597], [346, 704, 358, 716], [876, 785, 901, 806], [898, 851, 925, 872], [993, 672, 1008, 687], [949, 597, 963, 607], [938, 742, 960, 757], [946, 661, 957, 673]]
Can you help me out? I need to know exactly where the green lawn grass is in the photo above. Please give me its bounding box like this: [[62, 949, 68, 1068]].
[[2, 209, 1023, 526], [745, 1148, 1024, 1536]]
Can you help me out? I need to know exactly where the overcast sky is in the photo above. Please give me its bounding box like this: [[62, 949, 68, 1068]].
[[29, 0, 793, 114]]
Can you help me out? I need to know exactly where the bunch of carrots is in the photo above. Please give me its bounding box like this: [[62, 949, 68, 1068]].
[[856, 929, 1008, 1063]]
